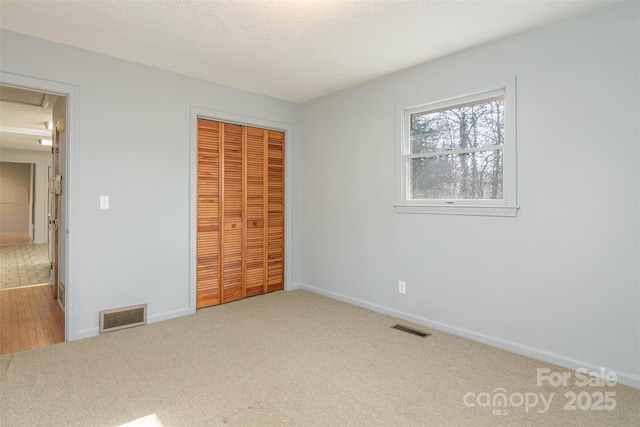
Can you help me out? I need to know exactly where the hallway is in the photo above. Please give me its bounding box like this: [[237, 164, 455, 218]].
[[0, 242, 50, 289], [0, 234, 64, 355]]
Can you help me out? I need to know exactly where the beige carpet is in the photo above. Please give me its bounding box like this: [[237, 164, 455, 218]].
[[0, 243, 50, 289], [0, 290, 638, 426]]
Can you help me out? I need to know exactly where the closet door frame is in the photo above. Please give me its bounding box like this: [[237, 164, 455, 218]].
[[189, 107, 293, 313]]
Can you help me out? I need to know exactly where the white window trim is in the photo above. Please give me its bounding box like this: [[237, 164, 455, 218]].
[[395, 76, 518, 217]]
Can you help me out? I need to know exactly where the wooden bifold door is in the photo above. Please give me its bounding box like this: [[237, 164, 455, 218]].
[[196, 119, 284, 308]]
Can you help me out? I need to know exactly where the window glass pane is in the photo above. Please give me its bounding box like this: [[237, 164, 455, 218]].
[[409, 149, 503, 200], [411, 96, 504, 154]]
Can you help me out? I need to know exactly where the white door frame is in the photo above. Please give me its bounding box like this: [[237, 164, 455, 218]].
[[1, 71, 80, 341]]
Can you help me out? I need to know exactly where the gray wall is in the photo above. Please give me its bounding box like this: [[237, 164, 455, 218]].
[[0, 29, 301, 338], [0, 161, 31, 234], [298, 2, 639, 386]]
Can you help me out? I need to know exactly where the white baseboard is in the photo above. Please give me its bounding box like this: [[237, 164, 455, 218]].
[[295, 283, 640, 389], [287, 282, 304, 291], [148, 307, 192, 324], [76, 327, 98, 339], [75, 307, 192, 340]]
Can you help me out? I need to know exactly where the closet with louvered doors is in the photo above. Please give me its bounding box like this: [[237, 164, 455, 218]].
[[196, 119, 284, 309]]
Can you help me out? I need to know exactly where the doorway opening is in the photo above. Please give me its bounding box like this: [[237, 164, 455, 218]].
[[0, 84, 67, 354]]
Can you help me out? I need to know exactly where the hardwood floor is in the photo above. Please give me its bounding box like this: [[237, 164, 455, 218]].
[[0, 284, 64, 355]]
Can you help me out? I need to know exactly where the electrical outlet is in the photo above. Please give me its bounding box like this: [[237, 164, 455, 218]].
[[398, 281, 406, 294]]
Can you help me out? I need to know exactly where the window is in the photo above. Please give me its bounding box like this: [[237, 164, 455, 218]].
[[395, 76, 518, 216]]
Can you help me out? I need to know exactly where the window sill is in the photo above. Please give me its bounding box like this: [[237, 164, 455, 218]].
[[394, 204, 519, 217]]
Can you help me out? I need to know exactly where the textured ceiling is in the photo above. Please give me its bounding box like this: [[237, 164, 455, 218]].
[[0, 0, 617, 103]]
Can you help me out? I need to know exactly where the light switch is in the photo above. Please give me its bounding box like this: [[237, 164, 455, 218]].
[[100, 196, 109, 210]]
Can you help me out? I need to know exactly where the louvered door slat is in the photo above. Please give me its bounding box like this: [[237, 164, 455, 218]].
[[267, 130, 285, 292], [222, 123, 244, 303], [245, 127, 266, 297], [196, 119, 220, 308]]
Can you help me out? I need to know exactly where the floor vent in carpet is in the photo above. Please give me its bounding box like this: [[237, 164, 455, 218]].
[[100, 304, 147, 333], [391, 324, 431, 337]]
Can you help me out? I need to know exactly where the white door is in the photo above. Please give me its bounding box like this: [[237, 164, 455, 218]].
[[48, 128, 60, 298], [47, 165, 54, 285]]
